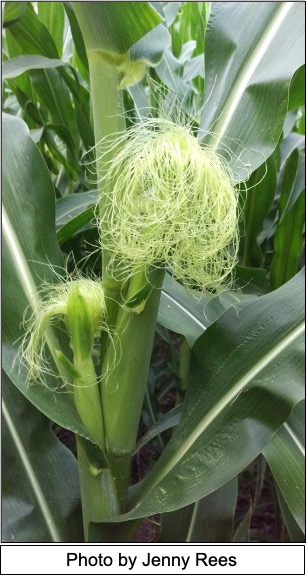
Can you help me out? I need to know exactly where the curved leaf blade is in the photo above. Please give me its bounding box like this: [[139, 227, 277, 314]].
[[263, 400, 305, 533], [200, 2, 305, 182], [158, 273, 257, 346], [280, 151, 305, 221], [2, 113, 96, 445], [114, 271, 305, 521], [3, 1, 27, 28], [73, 2, 163, 55], [2, 372, 83, 542], [136, 404, 183, 452], [288, 65, 305, 111], [158, 275, 207, 345], [37, 1, 65, 58], [55, 190, 98, 244], [73, 2, 170, 87], [271, 150, 305, 289], [239, 153, 278, 267], [6, 4, 59, 58], [2, 55, 64, 79], [63, 1, 89, 81], [160, 478, 238, 542]]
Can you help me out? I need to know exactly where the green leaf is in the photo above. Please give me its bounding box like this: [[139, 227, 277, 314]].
[[158, 273, 257, 346], [2, 371, 83, 542], [234, 267, 269, 295], [129, 21, 171, 69], [5, 3, 81, 155], [29, 68, 79, 150], [56, 191, 98, 227], [263, 401, 305, 534], [158, 274, 214, 345], [6, 4, 59, 58], [159, 504, 195, 543], [43, 127, 77, 178], [184, 54, 204, 82], [44, 123, 79, 168], [155, 49, 194, 102], [288, 65, 305, 111], [240, 153, 278, 267], [163, 2, 182, 28], [178, 1, 209, 54], [4, 29, 36, 102], [280, 132, 305, 166], [295, 108, 305, 135], [271, 150, 305, 289], [37, 1, 65, 58], [280, 152, 305, 221], [3, 1, 27, 28], [73, 2, 163, 55], [161, 478, 238, 542], [136, 404, 182, 452], [187, 478, 238, 543], [73, 2, 170, 86], [55, 191, 98, 245], [2, 55, 65, 79], [57, 208, 96, 245], [70, 81, 94, 151], [275, 487, 305, 542], [2, 113, 97, 446], [63, 1, 89, 81], [115, 270, 305, 521], [200, 2, 305, 182], [88, 520, 140, 543]]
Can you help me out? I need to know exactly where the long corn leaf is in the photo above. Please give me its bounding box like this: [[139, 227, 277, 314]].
[[73, 2, 163, 54], [200, 2, 305, 182], [74, 2, 170, 88], [106, 270, 305, 521], [2, 55, 64, 78], [263, 400, 305, 533], [2, 113, 96, 444], [2, 372, 83, 542]]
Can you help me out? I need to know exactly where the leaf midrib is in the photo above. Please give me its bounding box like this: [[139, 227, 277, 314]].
[[2, 206, 71, 383], [209, 2, 293, 150], [2, 400, 62, 542], [134, 319, 305, 505], [283, 422, 305, 457], [2, 207, 39, 311]]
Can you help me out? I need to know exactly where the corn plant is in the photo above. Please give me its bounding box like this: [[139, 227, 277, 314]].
[[2, 1, 305, 543]]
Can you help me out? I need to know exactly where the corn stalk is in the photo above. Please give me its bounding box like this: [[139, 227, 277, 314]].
[[73, 2, 166, 532]]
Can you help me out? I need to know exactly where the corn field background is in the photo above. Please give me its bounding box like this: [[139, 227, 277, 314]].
[[2, 1, 305, 543]]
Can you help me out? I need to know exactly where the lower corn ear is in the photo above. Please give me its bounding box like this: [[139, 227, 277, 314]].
[[19, 276, 108, 388]]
